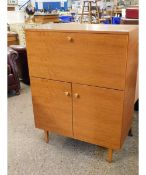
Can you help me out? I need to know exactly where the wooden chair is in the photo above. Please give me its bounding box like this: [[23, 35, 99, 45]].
[[99, 9, 114, 24]]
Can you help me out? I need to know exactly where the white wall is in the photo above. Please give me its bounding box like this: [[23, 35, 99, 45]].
[[7, 11, 25, 23]]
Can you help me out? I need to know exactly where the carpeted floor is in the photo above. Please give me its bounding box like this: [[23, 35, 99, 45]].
[[8, 83, 138, 175]]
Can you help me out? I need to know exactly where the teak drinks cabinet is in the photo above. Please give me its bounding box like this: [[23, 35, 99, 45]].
[[25, 24, 138, 162]]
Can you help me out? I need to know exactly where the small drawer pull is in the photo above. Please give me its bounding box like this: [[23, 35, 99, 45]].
[[74, 93, 80, 98], [64, 92, 70, 96], [67, 36, 72, 42]]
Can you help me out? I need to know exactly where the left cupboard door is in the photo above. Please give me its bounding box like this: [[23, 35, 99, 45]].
[[30, 77, 73, 138]]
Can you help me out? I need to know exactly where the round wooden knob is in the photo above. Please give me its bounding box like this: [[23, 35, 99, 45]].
[[74, 93, 80, 98], [64, 92, 70, 96], [67, 36, 72, 42]]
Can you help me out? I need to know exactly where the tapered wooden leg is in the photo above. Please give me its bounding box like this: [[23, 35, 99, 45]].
[[128, 128, 133, 137], [15, 89, 20, 95], [44, 130, 49, 143], [107, 148, 113, 163]]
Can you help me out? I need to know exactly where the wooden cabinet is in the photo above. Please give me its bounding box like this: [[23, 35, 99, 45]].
[[34, 14, 59, 23], [8, 31, 19, 46], [25, 24, 138, 162], [121, 18, 139, 25]]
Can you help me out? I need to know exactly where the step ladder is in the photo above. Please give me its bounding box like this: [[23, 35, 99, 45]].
[[80, 0, 100, 24]]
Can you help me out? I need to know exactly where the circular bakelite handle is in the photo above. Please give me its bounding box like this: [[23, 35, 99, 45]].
[[67, 36, 72, 41], [74, 93, 80, 98], [64, 92, 70, 96]]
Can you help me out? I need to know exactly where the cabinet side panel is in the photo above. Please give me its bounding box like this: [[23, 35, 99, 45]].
[[121, 29, 138, 146]]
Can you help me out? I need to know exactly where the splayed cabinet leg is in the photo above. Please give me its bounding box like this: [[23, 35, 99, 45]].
[[128, 128, 133, 137], [44, 130, 49, 143], [107, 148, 113, 163]]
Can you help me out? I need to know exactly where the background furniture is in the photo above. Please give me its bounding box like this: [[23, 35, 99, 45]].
[[9, 45, 30, 85], [7, 31, 19, 46], [25, 24, 138, 162], [113, 9, 122, 17], [7, 6, 15, 11], [121, 18, 139, 25], [126, 7, 139, 19], [8, 47, 20, 95], [99, 9, 113, 24], [34, 14, 59, 23], [80, 1, 99, 24]]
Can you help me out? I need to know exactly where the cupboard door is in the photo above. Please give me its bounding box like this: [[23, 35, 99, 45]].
[[26, 31, 128, 90], [31, 78, 73, 137], [73, 84, 124, 149]]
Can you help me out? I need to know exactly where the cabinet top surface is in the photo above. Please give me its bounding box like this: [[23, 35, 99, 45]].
[[25, 23, 138, 34]]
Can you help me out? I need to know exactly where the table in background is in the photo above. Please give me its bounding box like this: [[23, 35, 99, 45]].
[[34, 14, 59, 23], [121, 18, 139, 25]]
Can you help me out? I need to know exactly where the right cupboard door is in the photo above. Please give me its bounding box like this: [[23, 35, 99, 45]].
[[73, 84, 124, 149]]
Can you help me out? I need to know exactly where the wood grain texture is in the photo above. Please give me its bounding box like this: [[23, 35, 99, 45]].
[[8, 32, 19, 46], [72, 84, 124, 149], [120, 28, 138, 146], [121, 18, 139, 25], [44, 130, 49, 143], [25, 25, 138, 159], [7, 6, 15, 11], [34, 15, 59, 23], [25, 31, 128, 90], [30, 77, 73, 138], [107, 149, 113, 163]]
